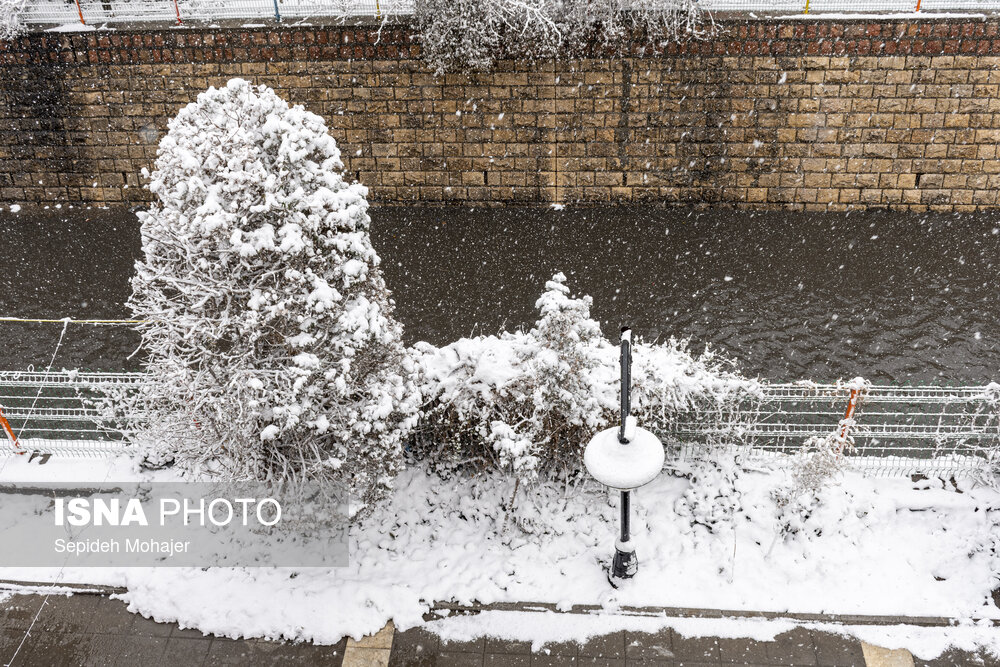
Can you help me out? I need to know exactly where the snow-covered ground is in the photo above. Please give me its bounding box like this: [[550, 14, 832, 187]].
[[1, 452, 997, 658]]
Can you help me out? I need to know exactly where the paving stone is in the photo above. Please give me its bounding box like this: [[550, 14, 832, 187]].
[[486, 637, 532, 654], [296, 638, 347, 665], [667, 633, 718, 662], [625, 630, 674, 660], [533, 640, 579, 657], [532, 655, 577, 667], [579, 632, 626, 658], [440, 635, 486, 653], [812, 631, 866, 666], [202, 636, 259, 665], [914, 647, 999, 667], [90, 634, 167, 665], [0, 595, 46, 631], [170, 624, 212, 639], [439, 651, 485, 666], [84, 597, 139, 635], [32, 594, 96, 634], [0, 628, 20, 653], [346, 646, 393, 667], [486, 653, 532, 667], [253, 638, 312, 664], [128, 611, 175, 637], [0, 630, 27, 667], [390, 647, 437, 667], [390, 627, 438, 667], [577, 658, 625, 667], [349, 622, 395, 649], [394, 627, 441, 655], [718, 636, 769, 664], [17, 631, 103, 667], [157, 637, 212, 666], [766, 628, 818, 666]]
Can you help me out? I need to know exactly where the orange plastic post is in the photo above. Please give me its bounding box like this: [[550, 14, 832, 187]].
[[836, 388, 861, 454], [915, 0, 922, 10], [0, 407, 22, 455], [73, 0, 86, 25]]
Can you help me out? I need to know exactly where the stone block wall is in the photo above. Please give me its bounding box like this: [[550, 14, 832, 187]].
[[3, 19, 1000, 210]]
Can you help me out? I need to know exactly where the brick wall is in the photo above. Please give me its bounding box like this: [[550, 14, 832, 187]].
[[3, 20, 1000, 210]]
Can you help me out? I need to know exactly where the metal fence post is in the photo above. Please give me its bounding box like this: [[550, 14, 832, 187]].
[[273, 0, 282, 22], [73, 0, 86, 24]]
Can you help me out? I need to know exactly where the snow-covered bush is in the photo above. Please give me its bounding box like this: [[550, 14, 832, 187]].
[[121, 79, 419, 515], [674, 449, 743, 536], [770, 379, 867, 545], [413, 0, 559, 72], [414, 273, 756, 484], [413, 0, 707, 73], [415, 273, 609, 481], [0, 0, 27, 41]]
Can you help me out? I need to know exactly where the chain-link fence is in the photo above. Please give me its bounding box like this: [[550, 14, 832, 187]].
[[666, 382, 1000, 479], [21, 0, 404, 26], [3, 370, 998, 479], [18, 0, 1000, 29], [0, 371, 141, 459]]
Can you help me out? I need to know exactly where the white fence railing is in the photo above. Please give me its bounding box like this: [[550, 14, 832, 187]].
[[19, 0, 1000, 29], [2, 371, 998, 479], [667, 382, 1000, 478]]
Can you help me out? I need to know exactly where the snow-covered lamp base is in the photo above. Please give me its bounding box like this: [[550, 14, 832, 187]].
[[609, 538, 638, 587]]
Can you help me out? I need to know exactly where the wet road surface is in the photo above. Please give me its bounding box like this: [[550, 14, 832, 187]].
[[1, 206, 999, 384]]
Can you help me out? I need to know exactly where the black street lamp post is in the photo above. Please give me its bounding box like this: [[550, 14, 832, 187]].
[[584, 327, 664, 588]]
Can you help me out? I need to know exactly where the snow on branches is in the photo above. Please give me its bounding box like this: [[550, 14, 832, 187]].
[[413, 0, 707, 72], [126, 79, 419, 515], [0, 0, 27, 41], [414, 273, 755, 483]]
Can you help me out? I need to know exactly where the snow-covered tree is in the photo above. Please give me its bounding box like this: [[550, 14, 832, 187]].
[[413, 0, 707, 73], [126, 78, 420, 515], [500, 272, 610, 475], [0, 0, 27, 41]]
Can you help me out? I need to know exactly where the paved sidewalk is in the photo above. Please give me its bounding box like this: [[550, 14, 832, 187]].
[[388, 624, 998, 667], [0, 593, 345, 666], [2, 593, 998, 667]]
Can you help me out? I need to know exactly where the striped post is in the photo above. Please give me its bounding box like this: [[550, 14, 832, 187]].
[[0, 406, 22, 454]]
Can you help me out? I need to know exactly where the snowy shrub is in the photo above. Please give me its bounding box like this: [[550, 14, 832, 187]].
[[119, 79, 420, 515], [770, 380, 868, 545], [0, 0, 27, 41], [674, 449, 743, 536], [973, 383, 1000, 488], [413, 0, 559, 72], [415, 273, 609, 481], [413, 0, 707, 73], [414, 273, 756, 486]]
